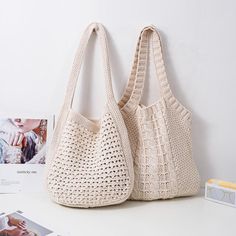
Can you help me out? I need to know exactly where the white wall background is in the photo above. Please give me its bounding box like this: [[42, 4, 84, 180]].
[[0, 0, 236, 185]]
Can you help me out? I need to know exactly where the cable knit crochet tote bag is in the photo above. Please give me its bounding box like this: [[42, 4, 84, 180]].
[[46, 23, 134, 208], [118, 25, 200, 200]]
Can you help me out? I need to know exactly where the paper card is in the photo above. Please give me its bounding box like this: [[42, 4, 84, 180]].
[[0, 114, 54, 193]]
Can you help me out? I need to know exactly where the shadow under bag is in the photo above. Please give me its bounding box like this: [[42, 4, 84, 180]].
[[46, 23, 134, 208], [118, 26, 200, 200]]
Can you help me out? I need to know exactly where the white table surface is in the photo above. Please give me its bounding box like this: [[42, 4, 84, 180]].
[[0, 190, 235, 236]]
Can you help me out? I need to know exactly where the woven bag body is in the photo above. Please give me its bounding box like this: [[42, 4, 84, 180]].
[[46, 23, 134, 208], [118, 26, 200, 200]]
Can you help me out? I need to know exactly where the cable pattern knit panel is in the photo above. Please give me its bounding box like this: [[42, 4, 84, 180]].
[[129, 100, 178, 200]]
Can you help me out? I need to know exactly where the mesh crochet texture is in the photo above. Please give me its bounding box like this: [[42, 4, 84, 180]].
[[47, 112, 132, 207], [46, 23, 134, 208]]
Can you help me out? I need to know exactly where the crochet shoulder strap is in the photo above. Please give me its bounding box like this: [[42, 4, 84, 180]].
[[119, 25, 172, 111], [63, 22, 115, 111]]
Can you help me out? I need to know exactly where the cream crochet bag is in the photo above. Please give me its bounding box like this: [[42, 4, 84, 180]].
[[46, 23, 134, 208], [119, 26, 200, 200]]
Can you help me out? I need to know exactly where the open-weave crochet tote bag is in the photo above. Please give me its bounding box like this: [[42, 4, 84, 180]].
[[46, 23, 134, 208], [118, 25, 200, 200]]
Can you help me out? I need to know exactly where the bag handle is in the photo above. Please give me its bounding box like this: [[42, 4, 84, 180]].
[[119, 25, 172, 110], [63, 23, 115, 111]]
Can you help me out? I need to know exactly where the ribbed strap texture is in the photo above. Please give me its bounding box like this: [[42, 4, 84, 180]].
[[119, 26, 172, 111]]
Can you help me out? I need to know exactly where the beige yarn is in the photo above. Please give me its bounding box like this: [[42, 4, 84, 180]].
[[118, 26, 200, 200], [46, 23, 134, 208]]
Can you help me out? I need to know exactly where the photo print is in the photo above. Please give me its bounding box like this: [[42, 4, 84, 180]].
[[0, 118, 48, 164]]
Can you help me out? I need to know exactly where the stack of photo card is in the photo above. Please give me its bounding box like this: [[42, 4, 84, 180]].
[[0, 210, 60, 236], [0, 115, 54, 193]]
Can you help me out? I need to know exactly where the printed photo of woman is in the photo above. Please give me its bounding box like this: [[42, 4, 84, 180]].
[[0, 118, 47, 164]]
